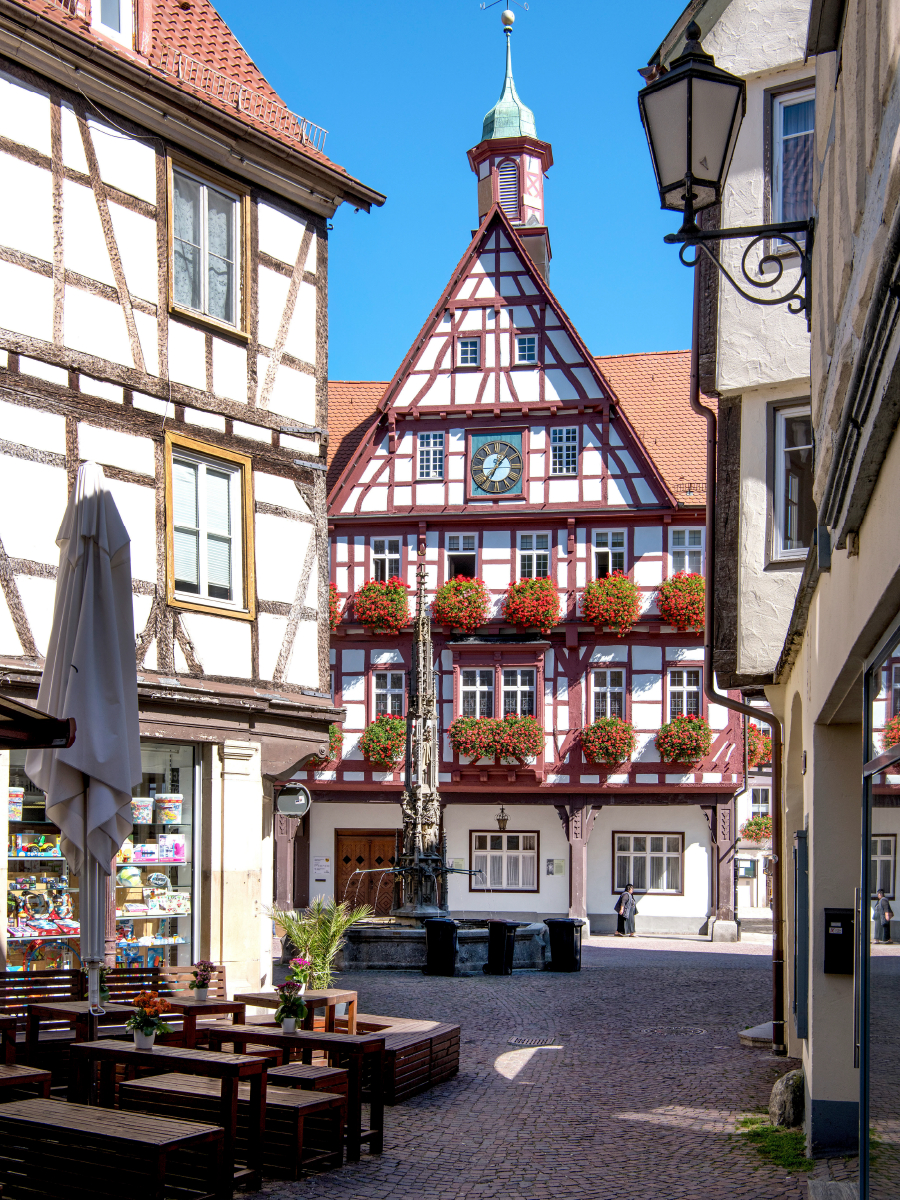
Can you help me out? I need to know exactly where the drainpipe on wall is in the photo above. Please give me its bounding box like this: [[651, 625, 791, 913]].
[[688, 273, 787, 1056]]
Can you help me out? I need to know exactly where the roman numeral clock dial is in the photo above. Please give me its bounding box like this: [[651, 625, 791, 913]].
[[471, 441, 523, 494]]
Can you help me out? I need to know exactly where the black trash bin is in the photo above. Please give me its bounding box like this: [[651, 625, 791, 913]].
[[423, 918, 458, 976], [483, 920, 520, 976], [544, 917, 585, 972]]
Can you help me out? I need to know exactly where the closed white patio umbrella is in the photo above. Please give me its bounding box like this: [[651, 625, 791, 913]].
[[26, 462, 142, 1011]]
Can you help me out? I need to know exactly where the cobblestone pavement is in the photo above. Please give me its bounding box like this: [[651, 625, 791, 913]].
[[245, 935, 858, 1200]]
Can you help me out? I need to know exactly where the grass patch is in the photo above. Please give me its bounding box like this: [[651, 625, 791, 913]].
[[737, 1115, 813, 1173]]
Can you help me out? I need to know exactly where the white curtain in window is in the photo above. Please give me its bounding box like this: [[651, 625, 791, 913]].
[[207, 187, 234, 324], [205, 468, 232, 596], [173, 173, 201, 312]]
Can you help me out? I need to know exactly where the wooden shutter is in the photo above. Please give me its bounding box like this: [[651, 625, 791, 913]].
[[498, 161, 519, 220]]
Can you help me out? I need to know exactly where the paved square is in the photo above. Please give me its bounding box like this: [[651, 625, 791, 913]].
[[248, 935, 857, 1199]]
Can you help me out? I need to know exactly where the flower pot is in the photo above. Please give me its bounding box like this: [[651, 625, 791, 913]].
[[282, 1017, 297, 1033], [133, 1029, 156, 1049], [193, 987, 208, 1002]]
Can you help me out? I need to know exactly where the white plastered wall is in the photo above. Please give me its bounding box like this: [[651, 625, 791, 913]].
[[308, 801, 403, 903]]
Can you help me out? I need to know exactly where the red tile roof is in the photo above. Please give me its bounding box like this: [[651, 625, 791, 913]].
[[595, 350, 713, 505], [326, 381, 386, 493]]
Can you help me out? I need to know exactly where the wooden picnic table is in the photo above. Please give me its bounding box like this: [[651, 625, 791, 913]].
[[68, 1039, 267, 1196], [234, 988, 357, 1034], [0, 1096, 223, 1200], [0, 1012, 17, 1063], [0, 1061, 52, 1098], [206, 1023, 384, 1162], [155, 997, 246, 1049], [25, 999, 135, 1055]]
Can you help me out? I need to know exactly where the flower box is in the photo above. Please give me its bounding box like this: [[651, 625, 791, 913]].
[[883, 715, 900, 750], [360, 714, 406, 770], [306, 724, 343, 770], [582, 717, 637, 765], [655, 714, 712, 764], [501, 578, 560, 634], [655, 571, 705, 632], [328, 583, 342, 631], [746, 723, 772, 767], [740, 815, 772, 843], [352, 578, 410, 634], [432, 577, 489, 632], [580, 573, 641, 637], [448, 714, 544, 762]]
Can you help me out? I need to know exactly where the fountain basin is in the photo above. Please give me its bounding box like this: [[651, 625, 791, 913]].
[[335, 919, 549, 974]]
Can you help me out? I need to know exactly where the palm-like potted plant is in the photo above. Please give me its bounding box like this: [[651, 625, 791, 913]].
[[274, 981, 308, 1033], [269, 897, 373, 990], [126, 991, 173, 1049], [580, 573, 641, 637], [189, 959, 215, 1001]]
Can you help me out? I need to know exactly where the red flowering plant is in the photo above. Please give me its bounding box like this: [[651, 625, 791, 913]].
[[502, 578, 560, 634], [656, 572, 705, 632], [328, 583, 341, 631], [582, 717, 637, 766], [432, 577, 490, 632], [448, 717, 497, 760], [306, 724, 343, 771], [746, 723, 772, 767], [580, 573, 641, 637], [493, 714, 545, 761], [655, 714, 713, 764], [883, 715, 900, 750], [359, 714, 406, 770], [352, 578, 410, 634], [740, 815, 773, 843]]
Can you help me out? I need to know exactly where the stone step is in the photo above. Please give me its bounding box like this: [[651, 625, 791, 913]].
[[740, 917, 774, 933]]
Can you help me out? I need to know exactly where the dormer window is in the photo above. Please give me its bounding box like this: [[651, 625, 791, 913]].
[[92, 0, 134, 47]]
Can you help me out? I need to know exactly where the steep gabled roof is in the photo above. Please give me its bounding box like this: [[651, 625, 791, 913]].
[[326, 381, 385, 493]]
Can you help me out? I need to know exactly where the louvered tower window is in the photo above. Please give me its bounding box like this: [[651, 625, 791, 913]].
[[498, 160, 520, 221]]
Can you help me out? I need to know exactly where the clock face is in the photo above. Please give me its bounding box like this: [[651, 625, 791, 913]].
[[471, 440, 524, 494]]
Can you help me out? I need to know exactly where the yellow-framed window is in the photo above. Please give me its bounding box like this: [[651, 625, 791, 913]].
[[165, 432, 256, 620]]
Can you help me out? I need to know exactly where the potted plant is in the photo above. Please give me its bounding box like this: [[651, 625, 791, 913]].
[[883, 714, 900, 750], [656, 571, 705, 632], [494, 714, 545, 764], [360, 714, 406, 770], [286, 955, 312, 994], [655, 714, 713, 764], [274, 981, 307, 1033], [582, 716, 637, 765], [580, 573, 641, 637], [746, 723, 772, 767], [448, 716, 498, 761], [306, 724, 344, 770], [740, 815, 773, 843], [269, 897, 373, 989], [189, 959, 215, 1001], [328, 582, 342, 631], [126, 991, 173, 1049], [501, 578, 560, 634], [432, 577, 490, 632], [352, 578, 410, 634]]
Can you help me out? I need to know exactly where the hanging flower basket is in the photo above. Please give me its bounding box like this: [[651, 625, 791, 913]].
[[582, 717, 637, 765], [328, 583, 342, 632], [306, 724, 343, 771], [655, 714, 712, 764], [580, 573, 641, 637], [656, 571, 705, 632], [746, 723, 772, 767], [432, 577, 490, 632], [352, 578, 410, 634], [359, 714, 406, 770], [502, 578, 560, 634], [883, 715, 900, 750], [448, 716, 497, 760], [493, 714, 545, 761], [740, 815, 773, 843]]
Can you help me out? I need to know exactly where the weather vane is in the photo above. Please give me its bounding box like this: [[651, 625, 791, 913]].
[[480, 0, 529, 12]]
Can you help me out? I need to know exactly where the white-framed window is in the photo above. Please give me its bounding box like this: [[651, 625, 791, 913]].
[[418, 433, 445, 480], [518, 532, 549, 579], [171, 450, 244, 607], [773, 88, 815, 225], [671, 528, 703, 574], [471, 831, 538, 891], [668, 669, 701, 719], [461, 669, 494, 718], [871, 835, 896, 898], [550, 428, 578, 475], [752, 787, 771, 816], [372, 537, 401, 581], [615, 833, 683, 893], [773, 406, 814, 559], [447, 532, 477, 580], [515, 335, 538, 364], [498, 160, 520, 221], [458, 338, 481, 367], [591, 668, 625, 721], [172, 165, 241, 328], [594, 530, 626, 578], [92, 0, 134, 46], [375, 671, 404, 717], [448, 534, 476, 553], [503, 669, 536, 717]]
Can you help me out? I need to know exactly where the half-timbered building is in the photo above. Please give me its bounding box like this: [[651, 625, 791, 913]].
[[293, 26, 744, 937], [0, 0, 382, 988]]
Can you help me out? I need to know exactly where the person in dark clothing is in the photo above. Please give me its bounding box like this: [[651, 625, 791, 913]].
[[614, 884, 637, 937], [874, 889, 894, 943]]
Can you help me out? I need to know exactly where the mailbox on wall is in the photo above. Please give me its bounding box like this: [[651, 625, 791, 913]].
[[824, 908, 855, 974]]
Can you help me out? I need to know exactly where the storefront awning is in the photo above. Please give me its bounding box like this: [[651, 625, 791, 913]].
[[0, 693, 75, 750]]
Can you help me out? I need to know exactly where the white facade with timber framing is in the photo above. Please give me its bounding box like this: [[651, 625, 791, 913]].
[[0, 0, 383, 988], [297, 28, 746, 936]]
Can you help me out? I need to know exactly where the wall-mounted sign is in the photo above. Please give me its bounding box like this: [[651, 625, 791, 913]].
[[547, 858, 566, 876], [275, 784, 312, 818]]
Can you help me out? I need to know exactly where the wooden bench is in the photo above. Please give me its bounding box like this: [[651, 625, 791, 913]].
[[0, 1016, 17, 1065], [341, 1013, 461, 1104], [267, 1062, 350, 1097], [0, 1097, 224, 1199], [120, 1073, 346, 1180], [0, 1063, 52, 1100]]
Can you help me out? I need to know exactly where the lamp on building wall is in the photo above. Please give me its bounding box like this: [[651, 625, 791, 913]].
[[638, 22, 813, 324], [495, 805, 509, 831]]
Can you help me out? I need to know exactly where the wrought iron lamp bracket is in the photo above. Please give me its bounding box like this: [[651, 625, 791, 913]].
[[664, 218, 815, 329]]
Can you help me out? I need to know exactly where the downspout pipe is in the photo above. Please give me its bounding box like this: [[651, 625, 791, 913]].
[[688, 270, 787, 1056]]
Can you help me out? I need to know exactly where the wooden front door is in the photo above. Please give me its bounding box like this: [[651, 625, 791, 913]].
[[335, 830, 399, 916]]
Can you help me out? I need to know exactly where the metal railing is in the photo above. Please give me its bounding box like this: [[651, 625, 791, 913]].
[[154, 44, 328, 153]]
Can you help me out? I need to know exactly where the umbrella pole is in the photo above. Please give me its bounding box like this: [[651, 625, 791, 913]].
[[80, 854, 105, 1015]]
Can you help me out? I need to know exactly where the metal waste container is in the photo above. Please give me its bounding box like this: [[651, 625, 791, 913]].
[[544, 917, 585, 972], [483, 919, 520, 976], [423, 917, 458, 976]]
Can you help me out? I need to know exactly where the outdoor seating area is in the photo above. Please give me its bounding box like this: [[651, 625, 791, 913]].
[[0, 964, 461, 1198]]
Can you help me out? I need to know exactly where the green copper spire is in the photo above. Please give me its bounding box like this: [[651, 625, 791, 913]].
[[481, 12, 536, 141]]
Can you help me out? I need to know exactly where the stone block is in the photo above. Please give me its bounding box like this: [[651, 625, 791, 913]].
[[769, 1068, 804, 1127]]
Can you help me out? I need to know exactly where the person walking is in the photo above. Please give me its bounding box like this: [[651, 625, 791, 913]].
[[614, 884, 637, 937], [873, 889, 894, 944]]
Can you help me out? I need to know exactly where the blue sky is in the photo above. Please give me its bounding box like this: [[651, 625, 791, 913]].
[[214, 0, 692, 381]]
